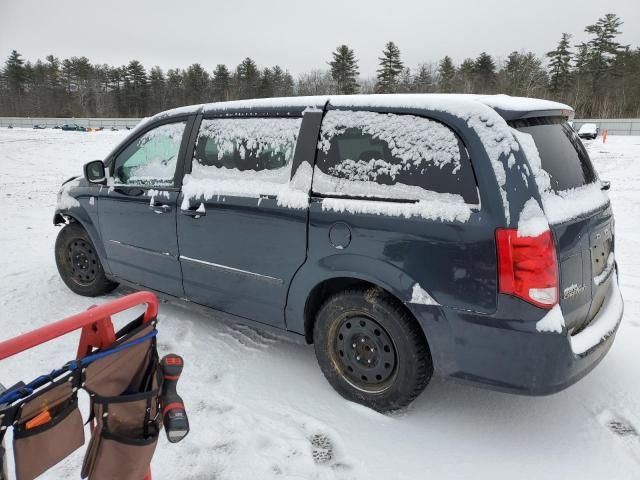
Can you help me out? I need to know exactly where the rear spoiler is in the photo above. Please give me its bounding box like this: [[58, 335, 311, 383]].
[[491, 108, 575, 122]]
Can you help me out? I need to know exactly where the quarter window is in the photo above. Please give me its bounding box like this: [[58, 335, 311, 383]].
[[113, 122, 186, 187], [314, 110, 478, 203]]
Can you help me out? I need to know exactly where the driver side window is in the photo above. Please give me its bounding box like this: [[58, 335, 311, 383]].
[[113, 121, 187, 187]]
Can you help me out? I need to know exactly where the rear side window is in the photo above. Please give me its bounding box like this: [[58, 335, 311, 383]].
[[314, 110, 478, 203], [511, 117, 597, 192], [194, 117, 301, 173], [185, 117, 302, 199]]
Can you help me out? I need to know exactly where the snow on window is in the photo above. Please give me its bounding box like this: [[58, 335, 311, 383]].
[[409, 284, 440, 306], [115, 122, 186, 187], [318, 110, 463, 177], [512, 128, 609, 225], [182, 117, 304, 208]]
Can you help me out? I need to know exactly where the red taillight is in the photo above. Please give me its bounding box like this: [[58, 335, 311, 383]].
[[496, 228, 559, 309]]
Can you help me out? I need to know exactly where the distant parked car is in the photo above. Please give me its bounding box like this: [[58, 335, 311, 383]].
[[32, 124, 47, 130], [578, 123, 598, 140], [111, 127, 119, 131], [53, 94, 623, 412], [60, 124, 87, 132]]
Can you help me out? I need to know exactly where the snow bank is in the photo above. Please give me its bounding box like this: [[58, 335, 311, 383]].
[[409, 284, 440, 306], [570, 276, 624, 355]]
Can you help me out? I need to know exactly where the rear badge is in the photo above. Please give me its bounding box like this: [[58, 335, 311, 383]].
[[563, 284, 586, 300]]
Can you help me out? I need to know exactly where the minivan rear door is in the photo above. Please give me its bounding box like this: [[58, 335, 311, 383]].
[[176, 113, 311, 328], [512, 117, 614, 333]]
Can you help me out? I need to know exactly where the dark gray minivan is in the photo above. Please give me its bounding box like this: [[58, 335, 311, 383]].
[[54, 94, 624, 411]]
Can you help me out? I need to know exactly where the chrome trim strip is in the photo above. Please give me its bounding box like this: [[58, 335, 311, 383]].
[[179, 255, 283, 284], [107, 239, 175, 259]]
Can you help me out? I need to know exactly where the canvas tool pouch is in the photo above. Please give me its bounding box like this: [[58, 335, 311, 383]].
[[81, 319, 162, 480], [11, 373, 84, 480]]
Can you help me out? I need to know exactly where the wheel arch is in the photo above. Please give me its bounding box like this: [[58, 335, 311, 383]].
[[53, 208, 112, 276]]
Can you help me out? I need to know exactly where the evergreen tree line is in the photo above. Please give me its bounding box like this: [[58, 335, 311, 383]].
[[1, 13, 638, 118]]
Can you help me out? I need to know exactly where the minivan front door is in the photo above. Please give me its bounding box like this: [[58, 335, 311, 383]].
[[98, 119, 191, 297], [177, 115, 310, 327]]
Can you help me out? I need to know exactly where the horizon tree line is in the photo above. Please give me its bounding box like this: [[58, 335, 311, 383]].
[[0, 13, 638, 119]]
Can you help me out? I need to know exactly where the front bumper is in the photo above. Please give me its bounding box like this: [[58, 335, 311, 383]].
[[412, 275, 624, 395]]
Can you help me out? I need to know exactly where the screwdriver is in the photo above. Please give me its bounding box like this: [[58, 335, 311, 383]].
[[160, 354, 190, 443]]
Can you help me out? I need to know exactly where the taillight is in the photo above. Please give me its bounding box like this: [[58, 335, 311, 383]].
[[496, 229, 558, 309]]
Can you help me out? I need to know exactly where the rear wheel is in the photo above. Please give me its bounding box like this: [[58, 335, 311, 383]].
[[55, 223, 118, 296], [313, 288, 433, 412]]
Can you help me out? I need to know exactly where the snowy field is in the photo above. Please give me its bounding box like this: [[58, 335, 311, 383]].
[[1, 128, 639, 480]]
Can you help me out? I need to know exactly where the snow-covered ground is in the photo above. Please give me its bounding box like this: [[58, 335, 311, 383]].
[[1, 128, 639, 479]]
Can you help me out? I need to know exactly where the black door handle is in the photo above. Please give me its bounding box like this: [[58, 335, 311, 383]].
[[180, 208, 206, 218]]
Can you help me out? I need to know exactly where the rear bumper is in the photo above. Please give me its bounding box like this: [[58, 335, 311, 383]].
[[412, 275, 624, 395]]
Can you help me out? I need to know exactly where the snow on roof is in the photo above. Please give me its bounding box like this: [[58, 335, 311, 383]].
[[158, 94, 572, 119]]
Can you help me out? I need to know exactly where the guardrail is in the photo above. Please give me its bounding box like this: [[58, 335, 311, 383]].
[[0, 117, 142, 129], [572, 119, 640, 136], [1, 117, 639, 135]]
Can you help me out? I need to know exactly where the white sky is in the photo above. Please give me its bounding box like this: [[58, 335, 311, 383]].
[[1, 0, 639, 77]]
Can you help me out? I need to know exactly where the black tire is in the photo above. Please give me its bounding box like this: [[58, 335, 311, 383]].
[[313, 287, 433, 412], [55, 223, 118, 297]]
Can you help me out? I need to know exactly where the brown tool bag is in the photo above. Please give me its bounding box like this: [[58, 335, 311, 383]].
[[1, 315, 162, 480], [81, 318, 163, 480], [11, 372, 84, 480]]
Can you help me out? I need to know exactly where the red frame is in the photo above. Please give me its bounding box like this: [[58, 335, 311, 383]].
[[0, 291, 159, 480]]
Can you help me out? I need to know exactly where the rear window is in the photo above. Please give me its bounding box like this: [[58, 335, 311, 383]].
[[314, 110, 478, 203], [511, 117, 597, 192]]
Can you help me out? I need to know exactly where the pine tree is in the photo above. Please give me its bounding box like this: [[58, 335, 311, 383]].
[[412, 64, 433, 93], [328, 44, 359, 94], [4, 50, 26, 112], [236, 57, 260, 99], [437, 56, 456, 93], [125, 60, 147, 116], [148, 66, 166, 113], [473, 52, 497, 93], [458, 58, 475, 93], [212, 64, 231, 101], [582, 13, 626, 96], [258, 67, 273, 98], [183, 63, 210, 104], [547, 33, 573, 97], [376, 41, 404, 93]]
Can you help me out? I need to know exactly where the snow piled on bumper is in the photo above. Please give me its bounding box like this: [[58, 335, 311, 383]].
[[570, 275, 624, 355]]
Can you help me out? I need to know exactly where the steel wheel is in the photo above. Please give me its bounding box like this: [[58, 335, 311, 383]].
[[331, 314, 398, 393], [67, 238, 98, 285]]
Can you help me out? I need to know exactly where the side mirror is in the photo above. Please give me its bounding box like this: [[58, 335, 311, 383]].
[[601, 180, 611, 191], [84, 160, 106, 184]]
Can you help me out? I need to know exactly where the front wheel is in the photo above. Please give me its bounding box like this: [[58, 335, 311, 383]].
[[55, 223, 118, 297], [313, 288, 433, 412]]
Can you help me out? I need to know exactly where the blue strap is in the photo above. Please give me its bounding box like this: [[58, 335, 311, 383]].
[[0, 329, 157, 405]]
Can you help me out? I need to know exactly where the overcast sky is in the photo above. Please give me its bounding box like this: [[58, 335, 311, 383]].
[[1, 0, 639, 77]]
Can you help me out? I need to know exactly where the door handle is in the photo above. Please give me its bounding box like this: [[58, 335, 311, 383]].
[[149, 204, 172, 214], [180, 208, 206, 218]]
